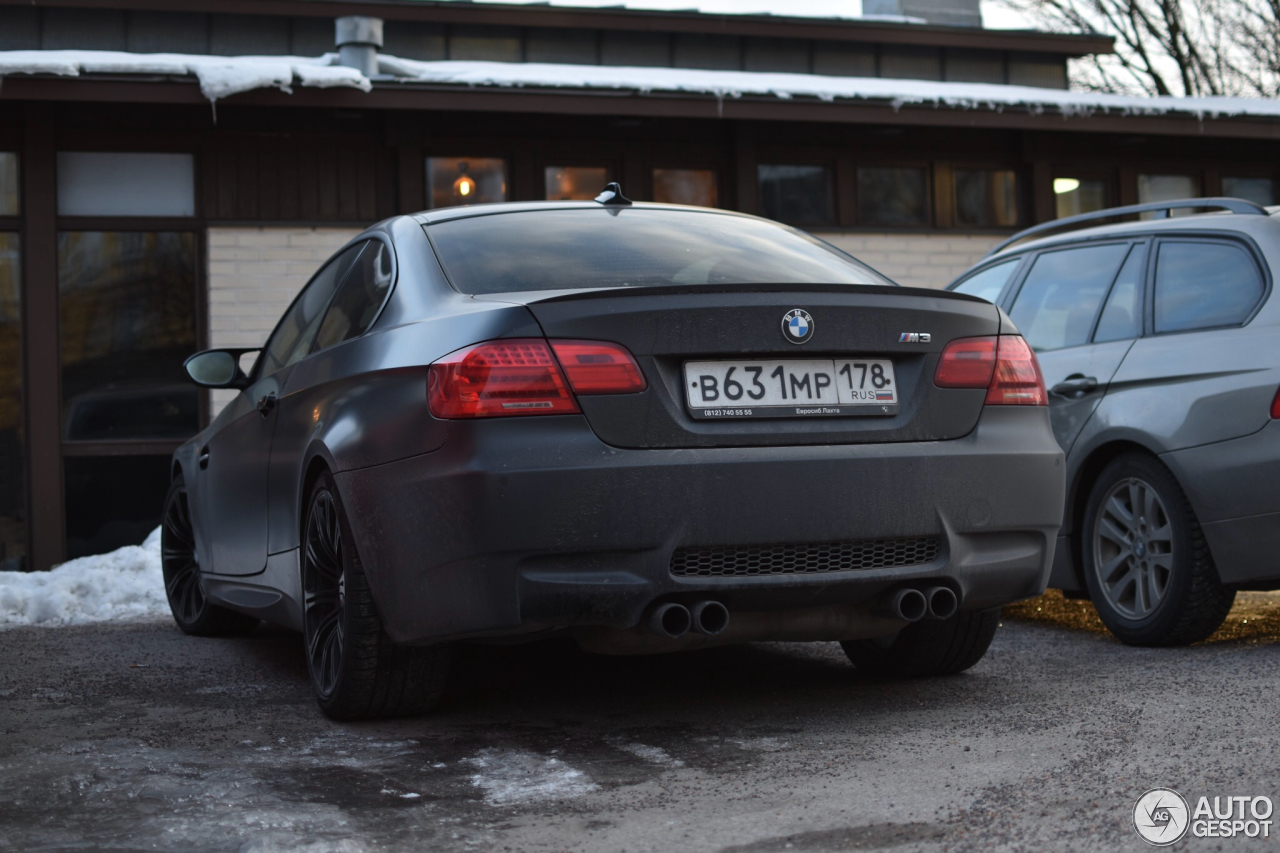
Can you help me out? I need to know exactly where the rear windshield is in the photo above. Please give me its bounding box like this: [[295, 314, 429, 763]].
[[426, 208, 892, 294]]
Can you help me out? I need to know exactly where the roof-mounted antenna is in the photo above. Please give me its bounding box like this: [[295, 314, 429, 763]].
[[594, 182, 632, 206]]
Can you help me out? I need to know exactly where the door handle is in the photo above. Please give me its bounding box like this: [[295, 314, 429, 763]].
[[198, 447, 210, 470], [1050, 374, 1099, 399], [256, 392, 277, 417]]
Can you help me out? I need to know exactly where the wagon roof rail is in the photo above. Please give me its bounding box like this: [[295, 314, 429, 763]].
[[984, 197, 1270, 258]]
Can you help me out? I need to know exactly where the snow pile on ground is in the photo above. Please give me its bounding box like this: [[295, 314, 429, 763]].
[[0, 528, 169, 629], [464, 748, 598, 805]]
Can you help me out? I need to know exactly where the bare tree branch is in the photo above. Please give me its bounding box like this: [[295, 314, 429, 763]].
[[995, 0, 1280, 98]]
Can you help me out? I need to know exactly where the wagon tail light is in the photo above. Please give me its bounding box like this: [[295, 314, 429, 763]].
[[1271, 385, 1280, 420], [934, 335, 1047, 406], [428, 338, 645, 419]]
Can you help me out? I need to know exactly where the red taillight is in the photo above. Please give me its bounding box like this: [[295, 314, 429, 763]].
[[428, 339, 579, 419], [1271, 387, 1280, 420], [934, 336, 997, 389], [550, 340, 647, 395], [986, 335, 1047, 406], [934, 334, 1046, 406]]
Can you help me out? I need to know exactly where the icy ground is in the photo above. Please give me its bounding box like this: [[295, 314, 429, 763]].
[[0, 528, 168, 629], [4, 597, 1280, 852]]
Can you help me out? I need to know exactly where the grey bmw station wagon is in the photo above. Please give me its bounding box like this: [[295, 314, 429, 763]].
[[949, 198, 1280, 647]]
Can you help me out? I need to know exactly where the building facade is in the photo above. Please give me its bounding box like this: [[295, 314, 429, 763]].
[[1, 0, 1278, 570]]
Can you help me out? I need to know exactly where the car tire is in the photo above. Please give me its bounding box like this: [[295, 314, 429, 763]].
[[1081, 452, 1234, 647], [840, 608, 1000, 678], [302, 472, 451, 720], [161, 476, 259, 637]]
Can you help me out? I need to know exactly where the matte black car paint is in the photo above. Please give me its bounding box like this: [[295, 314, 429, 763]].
[[176, 204, 1067, 647]]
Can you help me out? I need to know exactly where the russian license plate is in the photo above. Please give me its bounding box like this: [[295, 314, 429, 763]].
[[683, 358, 899, 419]]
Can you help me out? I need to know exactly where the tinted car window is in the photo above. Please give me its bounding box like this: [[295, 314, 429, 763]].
[[1154, 241, 1264, 333], [1009, 243, 1130, 351], [314, 241, 394, 352], [952, 258, 1020, 302], [1093, 244, 1146, 343], [259, 242, 365, 376], [427, 209, 890, 294]]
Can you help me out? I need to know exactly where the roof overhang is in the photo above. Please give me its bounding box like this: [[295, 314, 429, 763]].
[[4, 71, 1280, 141], [0, 0, 1115, 56]]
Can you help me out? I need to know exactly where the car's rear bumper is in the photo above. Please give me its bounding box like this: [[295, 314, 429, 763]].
[[1163, 420, 1280, 586], [337, 406, 1066, 645]]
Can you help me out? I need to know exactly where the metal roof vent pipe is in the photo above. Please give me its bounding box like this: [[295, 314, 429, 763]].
[[335, 16, 384, 77]]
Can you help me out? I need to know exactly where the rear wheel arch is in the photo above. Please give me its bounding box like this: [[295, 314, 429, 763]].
[[300, 454, 333, 543], [1066, 440, 1161, 583]]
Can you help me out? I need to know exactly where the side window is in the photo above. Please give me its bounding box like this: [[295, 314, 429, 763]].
[[259, 242, 366, 376], [952, 258, 1020, 302], [1009, 243, 1131, 351], [1093, 244, 1147, 343], [1154, 241, 1265, 333], [313, 240, 394, 353]]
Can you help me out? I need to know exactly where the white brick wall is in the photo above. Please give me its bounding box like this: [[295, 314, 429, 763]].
[[207, 227, 363, 413], [814, 232, 1001, 289]]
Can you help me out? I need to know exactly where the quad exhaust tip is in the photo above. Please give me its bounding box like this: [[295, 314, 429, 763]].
[[691, 600, 730, 636], [883, 587, 928, 623], [647, 603, 692, 638], [925, 586, 959, 621]]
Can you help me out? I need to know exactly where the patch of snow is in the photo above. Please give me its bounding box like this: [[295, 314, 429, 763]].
[[617, 742, 685, 767], [0, 527, 168, 629], [463, 748, 598, 806]]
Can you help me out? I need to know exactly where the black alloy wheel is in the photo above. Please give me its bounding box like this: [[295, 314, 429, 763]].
[[301, 473, 451, 720], [841, 608, 1001, 678], [161, 477, 258, 637], [303, 487, 346, 700], [1081, 452, 1234, 646]]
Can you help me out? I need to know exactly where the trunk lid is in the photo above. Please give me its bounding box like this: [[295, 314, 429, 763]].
[[478, 284, 1000, 449]]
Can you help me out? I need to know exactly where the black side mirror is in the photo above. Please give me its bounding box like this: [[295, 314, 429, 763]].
[[183, 349, 259, 389]]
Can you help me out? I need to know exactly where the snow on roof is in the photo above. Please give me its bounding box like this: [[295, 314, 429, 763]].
[[0, 50, 370, 102], [3, 49, 1280, 122], [377, 57, 1280, 120]]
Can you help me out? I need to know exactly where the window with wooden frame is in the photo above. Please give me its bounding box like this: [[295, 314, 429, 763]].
[[426, 157, 508, 209], [651, 168, 718, 208], [953, 167, 1023, 229], [856, 165, 930, 227], [1052, 174, 1110, 219], [757, 163, 835, 225], [54, 150, 204, 558]]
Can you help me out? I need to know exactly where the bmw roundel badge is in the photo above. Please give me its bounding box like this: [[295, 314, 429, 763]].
[[782, 309, 814, 344]]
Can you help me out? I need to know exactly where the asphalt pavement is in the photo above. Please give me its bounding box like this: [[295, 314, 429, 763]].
[[3, 592, 1280, 852]]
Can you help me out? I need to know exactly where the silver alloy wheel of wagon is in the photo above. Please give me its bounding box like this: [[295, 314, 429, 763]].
[[1092, 476, 1175, 621]]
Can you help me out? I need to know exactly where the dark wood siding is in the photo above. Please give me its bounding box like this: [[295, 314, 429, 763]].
[[200, 134, 393, 223]]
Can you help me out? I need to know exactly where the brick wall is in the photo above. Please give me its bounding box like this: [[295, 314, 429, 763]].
[[814, 232, 1001, 289], [207, 226, 363, 413]]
